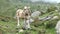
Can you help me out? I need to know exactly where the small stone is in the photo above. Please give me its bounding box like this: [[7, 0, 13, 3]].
[[19, 29, 24, 32], [52, 16, 58, 20]]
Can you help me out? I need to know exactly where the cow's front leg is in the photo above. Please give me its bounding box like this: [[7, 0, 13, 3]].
[[26, 16, 31, 30], [17, 16, 20, 27], [23, 18, 31, 30], [26, 20, 31, 29]]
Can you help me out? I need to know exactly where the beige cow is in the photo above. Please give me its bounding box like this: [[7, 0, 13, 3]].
[[16, 6, 31, 30], [16, 6, 31, 19]]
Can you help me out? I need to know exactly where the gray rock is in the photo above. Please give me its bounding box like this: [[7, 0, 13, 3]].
[[38, 17, 46, 21], [55, 20, 60, 34], [31, 11, 41, 19], [38, 16, 53, 21]]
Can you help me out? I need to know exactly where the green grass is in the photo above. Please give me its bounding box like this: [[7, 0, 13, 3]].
[[0, 11, 58, 34], [0, 19, 56, 34]]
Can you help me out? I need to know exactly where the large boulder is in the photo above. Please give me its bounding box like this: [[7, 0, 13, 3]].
[[31, 11, 41, 19], [55, 20, 60, 34]]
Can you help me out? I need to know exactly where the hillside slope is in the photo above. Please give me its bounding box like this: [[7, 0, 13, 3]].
[[0, 0, 60, 34]]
